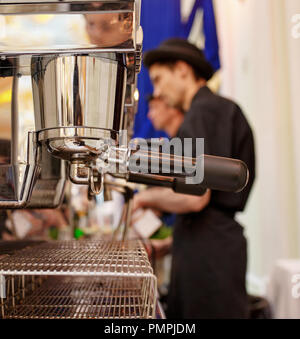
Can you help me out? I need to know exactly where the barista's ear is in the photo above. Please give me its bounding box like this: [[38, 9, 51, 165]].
[[174, 61, 190, 79]]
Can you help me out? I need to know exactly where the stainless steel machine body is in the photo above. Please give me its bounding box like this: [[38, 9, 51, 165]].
[[0, 0, 142, 207]]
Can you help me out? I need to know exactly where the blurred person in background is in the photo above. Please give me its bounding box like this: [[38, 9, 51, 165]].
[[133, 38, 255, 319], [147, 95, 184, 138]]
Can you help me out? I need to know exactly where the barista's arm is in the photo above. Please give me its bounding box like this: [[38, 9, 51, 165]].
[[133, 187, 211, 214]]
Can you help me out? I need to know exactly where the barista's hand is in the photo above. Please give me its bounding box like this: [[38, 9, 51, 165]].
[[150, 236, 173, 259], [132, 188, 157, 212], [143, 236, 173, 261]]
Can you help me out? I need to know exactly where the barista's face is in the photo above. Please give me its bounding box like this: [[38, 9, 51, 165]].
[[149, 63, 185, 110], [85, 13, 132, 47]]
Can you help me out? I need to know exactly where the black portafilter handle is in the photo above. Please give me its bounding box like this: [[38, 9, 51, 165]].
[[199, 154, 249, 193], [127, 151, 249, 195]]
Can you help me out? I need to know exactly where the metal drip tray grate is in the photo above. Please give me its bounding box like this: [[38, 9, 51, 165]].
[[0, 240, 153, 276], [0, 240, 157, 319], [3, 276, 154, 319]]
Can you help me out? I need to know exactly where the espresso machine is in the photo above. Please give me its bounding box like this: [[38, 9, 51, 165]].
[[0, 0, 143, 208], [0, 0, 249, 319]]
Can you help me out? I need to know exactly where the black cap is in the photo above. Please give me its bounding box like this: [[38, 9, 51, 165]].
[[143, 38, 215, 81]]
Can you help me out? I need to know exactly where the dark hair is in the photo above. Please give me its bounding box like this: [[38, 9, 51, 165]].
[[155, 59, 206, 81]]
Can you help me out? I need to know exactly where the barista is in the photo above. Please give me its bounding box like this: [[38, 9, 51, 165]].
[[133, 38, 255, 319]]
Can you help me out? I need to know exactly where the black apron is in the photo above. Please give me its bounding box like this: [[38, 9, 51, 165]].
[[166, 86, 255, 319]]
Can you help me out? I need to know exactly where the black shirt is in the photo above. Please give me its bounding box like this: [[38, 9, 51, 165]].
[[177, 86, 255, 212], [167, 86, 255, 319]]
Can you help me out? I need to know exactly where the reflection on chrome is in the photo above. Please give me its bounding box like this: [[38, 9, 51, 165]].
[[0, 1, 137, 53], [85, 12, 133, 48]]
